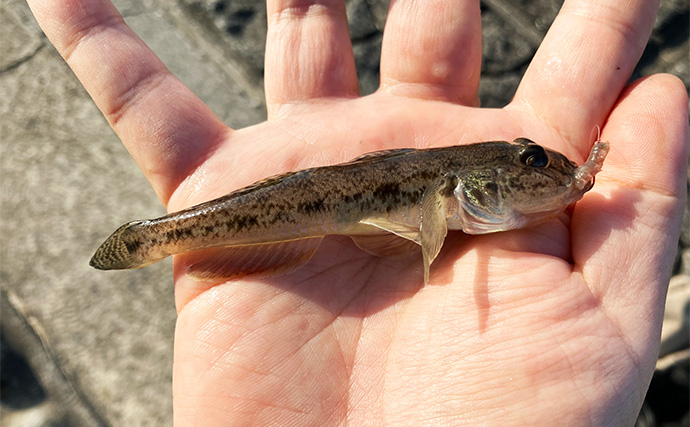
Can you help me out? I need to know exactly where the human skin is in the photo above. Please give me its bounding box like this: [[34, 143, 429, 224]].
[[28, 0, 688, 425]]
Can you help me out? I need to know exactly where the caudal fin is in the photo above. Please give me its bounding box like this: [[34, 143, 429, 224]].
[[90, 221, 153, 270]]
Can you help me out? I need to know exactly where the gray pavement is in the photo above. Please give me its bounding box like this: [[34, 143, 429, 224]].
[[1, 0, 688, 425]]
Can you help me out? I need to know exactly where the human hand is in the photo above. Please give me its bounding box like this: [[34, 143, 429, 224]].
[[28, 0, 688, 424]]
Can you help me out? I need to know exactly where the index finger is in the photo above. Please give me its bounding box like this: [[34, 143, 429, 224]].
[[27, 0, 229, 204], [512, 0, 659, 149]]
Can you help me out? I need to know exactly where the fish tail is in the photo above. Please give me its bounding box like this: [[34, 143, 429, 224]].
[[90, 220, 156, 270]]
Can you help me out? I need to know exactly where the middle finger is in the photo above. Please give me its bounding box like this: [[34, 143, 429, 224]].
[[379, 0, 482, 106], [265, 0, 359, 117]]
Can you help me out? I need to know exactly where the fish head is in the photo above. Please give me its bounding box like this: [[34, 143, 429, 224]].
[[448, 138, 609, 234]]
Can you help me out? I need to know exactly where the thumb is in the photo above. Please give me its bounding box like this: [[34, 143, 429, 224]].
[[572, 74, 688, 355]]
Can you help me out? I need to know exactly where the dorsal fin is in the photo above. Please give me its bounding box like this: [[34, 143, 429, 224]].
[[345, 148, 417, 164], [170, 168, 316, 216], [227, 169, 312, 198], [172, 149, 419, 217]]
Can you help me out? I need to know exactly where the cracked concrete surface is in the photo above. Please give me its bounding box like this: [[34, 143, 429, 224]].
[[0, 1, 45, 73], [1, 0, 688, 425]]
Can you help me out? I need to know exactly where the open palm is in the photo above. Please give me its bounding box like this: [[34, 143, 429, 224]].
[[29, 0, 688, 424]]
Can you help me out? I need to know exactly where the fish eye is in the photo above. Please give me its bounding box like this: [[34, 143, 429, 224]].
[[519, 144, 549, 168]]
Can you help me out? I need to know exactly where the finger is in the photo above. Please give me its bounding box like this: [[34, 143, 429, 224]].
[[379, 0, 482, 105], [27, 0, 228, 203], [513, 0, 659, 145], [572, 74, 688, 353], [265, 0, 359, 117]]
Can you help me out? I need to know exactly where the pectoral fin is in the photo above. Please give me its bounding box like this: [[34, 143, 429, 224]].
[[356, 178, 450, 284], [184, 237, 323, 281], [358, 218, 420, 243], [350, 233, 420, 258], [420, 180, 449, 284]]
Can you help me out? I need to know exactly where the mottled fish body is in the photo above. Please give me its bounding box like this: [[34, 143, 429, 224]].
[[90, 138, 609, 283]]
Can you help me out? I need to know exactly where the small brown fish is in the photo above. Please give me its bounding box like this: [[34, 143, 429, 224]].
[[90, 138, 609, 283]]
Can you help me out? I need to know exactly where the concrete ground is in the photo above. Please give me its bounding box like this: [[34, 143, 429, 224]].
[[1, 0, 688, 425]]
